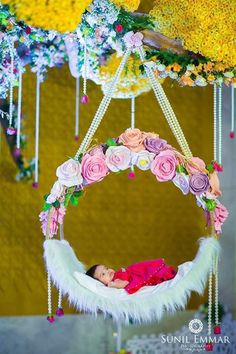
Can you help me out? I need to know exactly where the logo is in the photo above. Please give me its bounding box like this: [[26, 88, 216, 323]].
[[188, 319, 203, 334]]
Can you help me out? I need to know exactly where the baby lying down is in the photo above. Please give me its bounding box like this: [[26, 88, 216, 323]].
[[86, 259, 177, 294]]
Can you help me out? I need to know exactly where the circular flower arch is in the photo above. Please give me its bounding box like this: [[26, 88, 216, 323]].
[[39, 129, 229, 237]]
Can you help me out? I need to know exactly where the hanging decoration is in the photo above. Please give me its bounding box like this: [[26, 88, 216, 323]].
[[230, 87, 235, 139]]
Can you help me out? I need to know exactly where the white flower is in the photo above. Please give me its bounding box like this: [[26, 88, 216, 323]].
[[132, 150, 155, 171], [169, 71, 179, 79], [157, 63, 166, 71], [50, 180, 64, 197], [195, 75, 207, 86], [123, 31, 143, 48], [223, 71, 234, 78], [186, 64, 195, 71], [46, 194, 57, 204], [105, 146, 131, 172], [56, 159, 83, 187]]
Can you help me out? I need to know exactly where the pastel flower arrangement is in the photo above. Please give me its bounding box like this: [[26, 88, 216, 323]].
[[39, 128, 229, 238]]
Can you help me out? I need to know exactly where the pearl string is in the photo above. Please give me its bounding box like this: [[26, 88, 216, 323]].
[[58, 287, 62, 309], [34, 71, 41, 186], [83, 38, 87, 96], [231, 86, 235, 133], [75, 77, 80, 139], [16, 69, 22, 149], [208, 262, 213, 336], [218, 86, 222, 165], [47, 271, 52, 315], [8, 41, 14, 129], [75, 49, 131, 158], [138, 46, 192, 159], [213, 84, 217, 161], [131, 96, 135, 129], [214, 255, 219, 326]]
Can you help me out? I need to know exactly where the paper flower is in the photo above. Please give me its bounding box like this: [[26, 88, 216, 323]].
[[81, 153, 108, 184], [209, 171, 222, 197], [123, 31, 144, 48], [144, 138, 167, 154], [189, 173, 210, 195], [151, 149, 177, 181], [213, 202, 229, 234], [173, 173, 190, 195], [105, 146, 131, 172], [118, 128, 145, 152], [56, 159, 83, 187], [187, 157, 206, 174], [132, 150, 155, 171]]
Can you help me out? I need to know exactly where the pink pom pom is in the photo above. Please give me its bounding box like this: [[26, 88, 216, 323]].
[[115, 24, 123, 33], [74, 135, 79, 141], [229, 131, 235, 139], [47, 315, 55, 323], [213, 325, 221, 334], [13, 148, 21, 158], [56, 308, 64, 317], [32, 182, 38, 189], [128, 171, 135, 179], [81, 95, 88, 104], [205, 342, 214, 351], [7, 127, 17, 135]]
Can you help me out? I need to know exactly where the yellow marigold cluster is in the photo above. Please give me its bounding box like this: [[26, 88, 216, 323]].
[[112, 0, 140, 12], [99, 53, 152, 98], [150, 0, 236, 67], [2, 0, 93, 32]]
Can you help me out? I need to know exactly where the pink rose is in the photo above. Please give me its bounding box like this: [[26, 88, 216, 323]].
[[56, 159, 83, 187], [187, 157, 206, 174], [118, 128, 145, 152], [151, 149, 177, 181], [105, 146, 131, 172], [81, 153, 108, 184], [123, 31, 143, 48]]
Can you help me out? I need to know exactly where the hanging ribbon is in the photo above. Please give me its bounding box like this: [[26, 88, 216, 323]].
[[32, 71, 41, 189], [16, 68, 23, 150], [75, 77, 80, 140]]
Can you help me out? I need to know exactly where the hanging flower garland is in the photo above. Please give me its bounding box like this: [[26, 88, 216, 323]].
[[39, 128, 229, 237], [150, 0, 236, 68]]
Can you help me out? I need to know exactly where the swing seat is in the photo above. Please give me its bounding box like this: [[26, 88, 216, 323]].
[[43, 236, 221, 324]]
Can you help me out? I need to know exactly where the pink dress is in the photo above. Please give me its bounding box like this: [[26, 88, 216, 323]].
[[112, 259, 177, 294]]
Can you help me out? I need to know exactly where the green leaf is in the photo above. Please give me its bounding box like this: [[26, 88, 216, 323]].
[[205, 199, 217, 211], [52, 200, 60, 208], [43, 193, 50, 201], [64, 193, 72, 207], [43, 203, 52, 211], [105, 138, 117, 147], [70, 195, 79, 207], [176, 165, 188, 174], [73, 190, 84, 198], [206, 163, 214, 173]]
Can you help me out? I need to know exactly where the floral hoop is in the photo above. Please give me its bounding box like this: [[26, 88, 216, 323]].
[[39, 128, 229, 238]]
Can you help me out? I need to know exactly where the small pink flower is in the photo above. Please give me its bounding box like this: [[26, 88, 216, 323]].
[[214, 202, 229, 233], [81, 153, 108, 184], [187, 157, 206, 174], [118, 128, 145, 152], [123, 31, 144, 48], [212, 161, 223, 172], [151, 149, 177, 181]]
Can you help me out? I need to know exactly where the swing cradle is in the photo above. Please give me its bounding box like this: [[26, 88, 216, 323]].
[[41, 43, 227, 326]]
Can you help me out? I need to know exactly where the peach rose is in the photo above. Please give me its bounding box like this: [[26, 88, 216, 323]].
[[209, 171, 222, 197], [187, 157, 206, 174], [118, 128, 144, 152]]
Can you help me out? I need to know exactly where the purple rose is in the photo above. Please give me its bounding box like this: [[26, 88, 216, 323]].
[[173, 173, 190, 195], [144, 138, 167, 154], [189, 173, 210, 195]]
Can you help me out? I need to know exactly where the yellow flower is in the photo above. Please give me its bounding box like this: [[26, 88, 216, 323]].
[[112, 0, 140, 11], [150, 0, 236, 67], [2, 0, 93, 32], [172, 63, 182, 72], [207, 74, 215, 81]]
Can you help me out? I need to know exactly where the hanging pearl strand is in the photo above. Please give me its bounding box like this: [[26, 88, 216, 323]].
[[205, 262, 213, 350], [7, 41, 14, 134], [129, 96, 136, 179], [75, 49, 131, 159], [32, 70, 41, 189], [218, 85, 222, 165], [47, 271, 55, 323], [138, 46, 192, 159], [213, 84, 218, 161], [214, 254, 220, 332], [75, 77, 80, 140], [16, 68, 23, 150], [230, 86, 235, 138], [81, 37, 88, 104]]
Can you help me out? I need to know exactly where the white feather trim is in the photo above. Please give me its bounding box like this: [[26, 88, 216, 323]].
[[43, 236, 221, 324]]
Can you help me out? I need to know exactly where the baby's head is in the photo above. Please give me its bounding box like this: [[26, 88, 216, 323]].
[[86, 264, 115, 285]]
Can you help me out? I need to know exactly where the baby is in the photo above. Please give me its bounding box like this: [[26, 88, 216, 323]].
[[86, 259, 177, 294]]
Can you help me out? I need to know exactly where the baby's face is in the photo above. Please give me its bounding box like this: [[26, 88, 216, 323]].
[[94, 265, 115, 285]]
